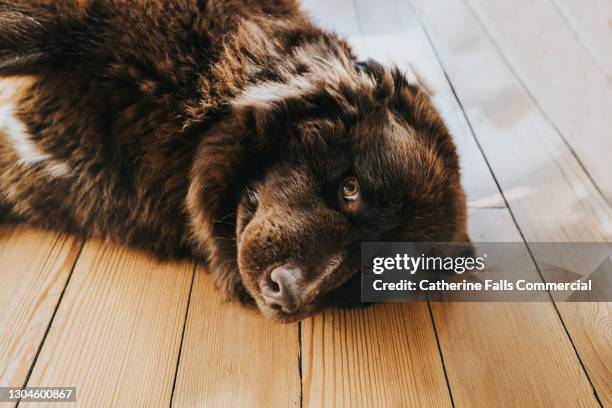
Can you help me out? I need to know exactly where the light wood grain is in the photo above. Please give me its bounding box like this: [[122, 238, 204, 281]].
[[410, 0, 612, 403], [21, 240, 193, 408], [0, 226, 81, 393], [555, 301, 612, 405], [429, 208, 600, 407], [301, 303, 453, 408], [409, 0, 612, 241], [432, 299, 602, 408], [463, 0, 612, 204], [172, 266, 300, 408], [300, 0, 360, 37], [552, 0, 612, 76]]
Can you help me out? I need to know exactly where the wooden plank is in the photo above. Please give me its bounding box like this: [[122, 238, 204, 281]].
[[408, 0, 612, 241], [20, 240, 193, 408], [0, 226, 81, 395], [300, 0, 361, 37], [301, 303, 453, 408], [552, 0, 612, 76], [429, 208, 600, 407], [463, 0, 612, 204], [172, 266, 300, 408], [409, 0, 612, 404]]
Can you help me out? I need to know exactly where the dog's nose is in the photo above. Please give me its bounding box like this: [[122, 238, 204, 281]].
[[260, 265, 304, 314]]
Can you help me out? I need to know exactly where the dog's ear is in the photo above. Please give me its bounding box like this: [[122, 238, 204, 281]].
[[0, 1, 88, 74], [353, 60, 435, 102], [357, 60, 435, 101]]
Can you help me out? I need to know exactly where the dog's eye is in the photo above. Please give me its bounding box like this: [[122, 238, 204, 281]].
[[341, 177, 360, 201]]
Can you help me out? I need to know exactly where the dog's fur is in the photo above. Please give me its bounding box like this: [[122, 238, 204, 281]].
[[0, 0, 469, 321]]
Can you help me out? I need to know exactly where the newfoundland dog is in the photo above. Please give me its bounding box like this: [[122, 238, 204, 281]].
[[0, 0, 469, 321]]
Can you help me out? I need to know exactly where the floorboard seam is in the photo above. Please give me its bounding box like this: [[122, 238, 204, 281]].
[[168, 263, 197, 408], [15, 238, 85, 408], [298, 321, 303, 408], [427, 301, 456, 408]]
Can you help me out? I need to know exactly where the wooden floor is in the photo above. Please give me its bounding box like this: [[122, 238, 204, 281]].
[[1, 0, 611, 406]]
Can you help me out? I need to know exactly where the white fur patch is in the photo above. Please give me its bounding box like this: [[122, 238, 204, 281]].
[[1, 103, 48, 163], [0, 102, 70, 177], [233, 40, 376, 114], [233, 75, 316, 111]]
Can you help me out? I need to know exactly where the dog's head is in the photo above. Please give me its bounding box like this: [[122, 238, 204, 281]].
[[188, 59, 468, 321]]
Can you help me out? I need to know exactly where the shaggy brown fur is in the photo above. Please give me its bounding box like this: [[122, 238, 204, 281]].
[[0, 0, 469, 321]]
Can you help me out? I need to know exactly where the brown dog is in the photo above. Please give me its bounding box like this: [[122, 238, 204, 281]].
[[0, 0, 469, 321]]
